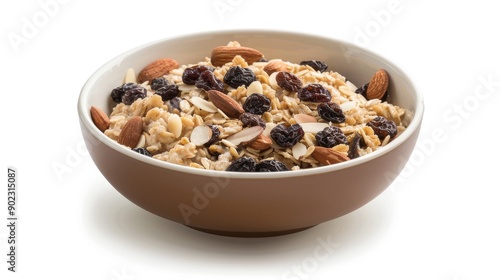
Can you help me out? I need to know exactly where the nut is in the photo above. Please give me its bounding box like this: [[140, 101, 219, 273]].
[[246, 134, 272, 150], [311, 146, 350, 165], [366, 69, 389, 100], [207, 90, 244, 118], [90, 106, 110, 132], [211, 46, 263, 67], [263, 60, 288, 75], [117, 116, 143, 148], [137, 58, 179, 84]]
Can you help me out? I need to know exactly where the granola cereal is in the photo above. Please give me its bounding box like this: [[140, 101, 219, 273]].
[[94, 41, 408, 172]]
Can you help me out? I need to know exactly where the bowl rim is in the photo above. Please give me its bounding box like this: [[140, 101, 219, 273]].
[[78, 29, 424, 179]]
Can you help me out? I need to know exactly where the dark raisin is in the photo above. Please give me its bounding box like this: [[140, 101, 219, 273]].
[[111, 83, 143, 103], [297, 84, 331, 102], [270, 124, 304, 148], [276, 72, 302, 92], [355, 82, 369, 97], [205, 124, 221, 146], [150, 77, 169, 90], [226, 157, 257, 172], [155, 84, 180, 101], [132, 147, 152, 157], [121, 86, 147, 105], [318, 102, 345, 123], [182, 65, 214, 85], [243, 93, 271, 115], [223, 66, 256, 88], [255, 160, 289, 172], [315, 126, 347, 148], [367, 116, 397, 140], [169, 97, 182, 111], [239, 112, 266, 129], [347, 133, 362, 159], [195, 70, 224, 92], [300, 60, 328, 72]]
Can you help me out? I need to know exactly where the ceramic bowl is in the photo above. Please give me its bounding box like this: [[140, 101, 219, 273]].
[[78, 30, 423, 237]]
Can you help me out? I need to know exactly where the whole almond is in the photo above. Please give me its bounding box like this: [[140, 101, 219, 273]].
[[117, 116, 143, 148], [137, 58, 179, 84], [263, 60, 288, 75], [207, 90, 244, 118], [211, 46, 263, 67], [246, 134, 272, 150], [90, 106, 110, 132], [366, 69, 389, 100], [312, 146, 350, 165]]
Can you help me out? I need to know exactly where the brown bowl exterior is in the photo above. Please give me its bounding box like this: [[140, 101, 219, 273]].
[[78, 30, 423, 237], [80, 121, 420, 236]]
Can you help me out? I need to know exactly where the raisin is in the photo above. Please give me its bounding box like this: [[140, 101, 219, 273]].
[[150, 77, 169, 90], [223, 66, 256, 88], [297, 84, 331, 102], [270, 124, 304, 148], [155, 84, 180, 101], [195, 70, 224, 92], [110, 83, 144, 103], [315, 126, 347, 148], [239, 112, 266, 129], [121, 86, 147, 105], [300, 60, 328, 72], [355, 82, 369, 97], [347, 133, 362, 159], [255, 160, 289, 172], [169, 97, 182, 111], [243, 93, 271, 115], [276, 72, 302, 92], [367, 116, 397, 140], [318, 102, 345, 123], [226, 157, 256, 172], [132, 147, 152, 157], [182, 65, 214, 85], [205, 124, 221, 146]]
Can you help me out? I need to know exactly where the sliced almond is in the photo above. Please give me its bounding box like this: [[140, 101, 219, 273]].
[[225, 126, 263, 146], [262, 122, 277, 137], [294, 113, 317, 124], [246, 134, 273, 150], [137, 58, 179, 84], [135, 133, 146, 148], [124, 68, 137, 84], [246, 80, 263, 96], [345, 80, 358, 92], [268, 72, 279, 90], [299, 122, 329, 133], [167, 114, 182, 138], [189, 96, 219, 113], [178, 84, 198, 92], [292, 142, 307, 160], [190, 125, 213, 146], [366, 69, 389, 100], [117, 116, 143, 148], [90, 106, 110, 132], [211, 46, 263, 67], [312, 146, 350, 165], [207, 90, 244, 118], [340, 100, 357, 112]]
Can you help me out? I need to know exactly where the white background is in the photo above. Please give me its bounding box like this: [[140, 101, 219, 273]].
[[1, 0, 499, 279]]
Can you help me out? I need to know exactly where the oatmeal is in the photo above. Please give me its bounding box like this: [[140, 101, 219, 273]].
[[92, 41, 408, 172]]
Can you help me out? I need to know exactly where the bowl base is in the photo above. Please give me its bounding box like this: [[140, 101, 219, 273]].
[[187, 225, 316, 238]]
